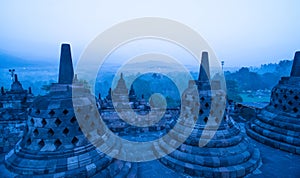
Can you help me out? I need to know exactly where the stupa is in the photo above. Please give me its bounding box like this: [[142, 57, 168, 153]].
[[101, 74, 170, 136], [0, 73, 34, 152], [156, 52, 261, 177], [5, 44, 137, 177], [247, 51, 300, 154]]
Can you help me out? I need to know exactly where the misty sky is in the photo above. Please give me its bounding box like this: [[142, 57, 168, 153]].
[[0, 0, 300, 67]]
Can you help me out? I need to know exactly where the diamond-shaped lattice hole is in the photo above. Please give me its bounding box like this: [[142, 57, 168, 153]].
[[70, 116, 76, 124], [71, 137, 79, 145], [203, 117, 208, 123], [30, 118, 34, 125], [289, 90, 294, 94], [199, 109, 204, 115], [33, 128, 39, 136], [26, 138, 32, 145], [63, 109, 69, 115], [54, 139, 62, 148], [48, 129, 54, 136], [35, 109, 40, 114], [91, 122, 95, 128], [283, 106, 287, 111], [200, 97, 205, 101], [294, 95, 299, 100], [215, 117, 219, 123], [274, 104, 278, 108], [38, 139, 45, 148], [288, 101, 293, 106], [42, 118, 47, 126], [283, 95, 288, 99], [279, 99, 283, 103], [49, 110, 55, 116], [184, 94, 187, 99], [63, 128, 69, 135], [293, 107, 298, 113], [84, 115, 90, 120], [205, 103, 209, 108], [55, 118, 62, 127]]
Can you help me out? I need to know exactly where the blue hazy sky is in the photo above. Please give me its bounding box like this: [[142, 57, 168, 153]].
[[0, 0, 300, 67]]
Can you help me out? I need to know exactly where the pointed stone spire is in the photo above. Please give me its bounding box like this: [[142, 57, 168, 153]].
[[106, 88, 112, 100], [290, 51, 300, 77], [58, 44, 74, 84], [14, 74, 18, 82], [1, 86, 4, 95], [11, 74, 23, 92], [73, 74, 78, 83], [113, 73, 127, 94], [129, 85, 135, 96], [198, 51, 210, 82], [129, 85, 137, 103]]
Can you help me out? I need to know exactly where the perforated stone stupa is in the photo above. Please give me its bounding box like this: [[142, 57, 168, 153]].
[[156, 52, 261, 177], [4, 44, 137, 177], [247, 51, 300, 154]]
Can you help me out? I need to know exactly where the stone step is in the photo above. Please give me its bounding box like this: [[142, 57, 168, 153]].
[[167, 146, 254, 168], [257, 111, 300, 131], [253, 119, 300, 137], [159, 146, 260, 178], [176, 138, 252, 157], [249, 122, 300, 146], [246, 123, 300, 154]]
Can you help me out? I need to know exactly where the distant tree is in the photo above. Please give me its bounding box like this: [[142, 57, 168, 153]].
[[261, 72, 280, 89], [226, 80, 243, 102]]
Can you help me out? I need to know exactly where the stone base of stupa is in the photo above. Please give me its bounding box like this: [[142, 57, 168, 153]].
[[246, 109, 300, 155], [5, 143, 137, 177], [155, 118, 261, 177]]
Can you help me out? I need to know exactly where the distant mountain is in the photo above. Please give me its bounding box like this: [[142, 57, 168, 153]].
[[0, 50, 53, 68]]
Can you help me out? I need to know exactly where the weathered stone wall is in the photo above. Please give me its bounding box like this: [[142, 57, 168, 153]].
[[0, 121, 26, 153]]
